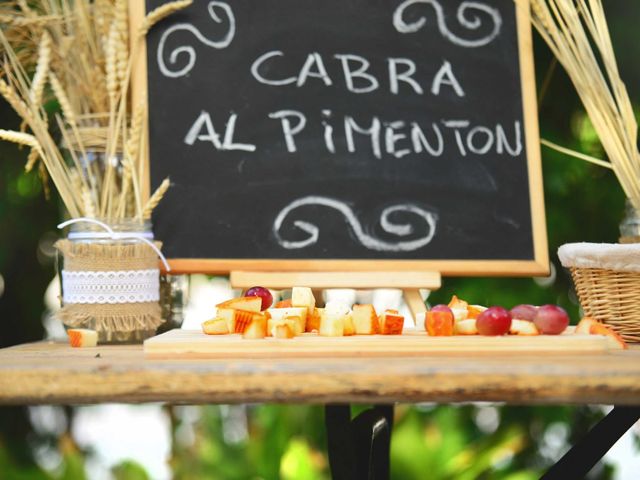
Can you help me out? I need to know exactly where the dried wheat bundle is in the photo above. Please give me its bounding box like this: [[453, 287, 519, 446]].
[[525, 0, 640, 207], [0, 0, 192, 223]]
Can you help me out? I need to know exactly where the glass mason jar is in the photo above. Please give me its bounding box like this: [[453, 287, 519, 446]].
[[158, 274, 190, 334], [57, 218, 166, 344], [619, 199, 640, 243]]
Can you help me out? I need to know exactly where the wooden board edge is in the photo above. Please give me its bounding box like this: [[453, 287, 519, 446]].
[[129, 0, 151, 203], [516, 0, 550, 276], [143, 329, 616, 359], [229, 271, 441, 289], [143, 349, 607, 359], [163, 259, 551, 276]]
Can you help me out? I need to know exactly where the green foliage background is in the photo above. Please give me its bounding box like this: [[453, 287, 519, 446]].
[[0, 1, 639, 478]]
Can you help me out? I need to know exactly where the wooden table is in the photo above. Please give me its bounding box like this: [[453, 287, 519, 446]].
[[0, 341, 639, 405], [1, 341, 639, 480]]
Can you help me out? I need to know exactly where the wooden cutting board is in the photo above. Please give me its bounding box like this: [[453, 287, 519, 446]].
[[144, 328, 622, 359]]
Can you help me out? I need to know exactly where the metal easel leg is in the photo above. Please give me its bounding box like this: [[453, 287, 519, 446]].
[[542, 406, 640, 480], [325, 404, 394, 480]]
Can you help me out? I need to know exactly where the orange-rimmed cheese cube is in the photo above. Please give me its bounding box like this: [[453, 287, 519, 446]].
[[267, 315, 301, 337], [268, 307, 307, 334], [509, 319, 540, 336], [233, 309, 259, 333], [425, 310, 454, 336], [380, 310, 404, 335], [306, 307, 322, 332], [448, 295, 469, 321], [453, 319, 477, 335], [274, 323, 295, 339], [274, 298, 293, 308], [343, 313, 355, 336], [466, 305, 487, 320], [68, 329, 98, 347], [242, 313, 267, 339], [448, 295, 468, 309], [202, 317, 230, 335], [576, 317, 628, 350], [216, 296, 262, 312], [575, 317, 597, 335], [352, 304, 379, 335]]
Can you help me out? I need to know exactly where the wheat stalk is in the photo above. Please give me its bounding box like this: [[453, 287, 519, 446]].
[[38, 162, 51, 200], [126, 101, 145, 162], [105, 22, 119, 109], [0, 79, 34, 125], [16, 0, 34, 17], [49, 72, 76, 126], [29, 30, 51, 106], [142, 177, 170, 219], [0, 129, 42, 152], [94, 0, 113, 40], [114, 0, 129, 85], [25, 147, 40, 172], [1, 0, 187, 222], [138, 0, 192, 37], [0, 14, 60, 27], [527, 0, 640, 207], [82, 185, 97, 218], [0, 129, 47, 174]]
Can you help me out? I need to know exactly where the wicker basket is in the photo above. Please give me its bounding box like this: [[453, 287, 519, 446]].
[[569, 266, 640, 343]]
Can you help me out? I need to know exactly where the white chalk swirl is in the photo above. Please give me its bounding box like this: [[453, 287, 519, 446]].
[[393, 0, 502, 48], [157, 1, 235, 78], [273, 196, 437, 252]]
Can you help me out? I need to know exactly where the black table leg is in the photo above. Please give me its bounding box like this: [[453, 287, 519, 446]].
[[542, 406, 640, 480], [325, 404, 357, 480], [325, 404, 394, 480]]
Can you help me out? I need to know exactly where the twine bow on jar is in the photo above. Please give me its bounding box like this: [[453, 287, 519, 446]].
[[58, 217, 171, 271]]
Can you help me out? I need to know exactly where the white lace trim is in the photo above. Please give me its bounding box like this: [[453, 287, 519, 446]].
[[62, 269, 160, 304]]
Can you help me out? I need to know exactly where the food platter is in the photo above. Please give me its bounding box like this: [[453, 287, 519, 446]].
[[143, 327, 623, 359]]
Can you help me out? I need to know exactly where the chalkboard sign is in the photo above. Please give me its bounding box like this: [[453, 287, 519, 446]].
[[134, 0, 548, 275]]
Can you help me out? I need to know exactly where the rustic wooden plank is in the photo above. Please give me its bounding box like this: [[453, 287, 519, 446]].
[[163, 259, 549, 276], [229, 271, 442, 289], [516, 0, 549, 275], [143, 329, 620, 359], [1, 341, 639, 405]]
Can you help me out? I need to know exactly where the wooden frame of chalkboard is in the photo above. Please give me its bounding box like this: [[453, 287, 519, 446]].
[[131, 0, 548, 277]]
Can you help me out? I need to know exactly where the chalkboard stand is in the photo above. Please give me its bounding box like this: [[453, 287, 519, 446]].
[[230, 270, 441, 319]]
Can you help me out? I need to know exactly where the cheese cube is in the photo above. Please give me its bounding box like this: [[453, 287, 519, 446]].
[[68, 329, 98, 347], [352, 304, 379, 335], [216, 296, 262, 312], [306, 307, 322, 332], [291, 287, 316, 310], [274, 323, 295, 339], [268, 315, 302, 336], [319, 313, 344, 337], [453, 319, 478, 335], [509, 319, 540, 336], [202, 317, 230, 335], [242, 314, 267, 339], [380, 310, 404, 335], [343, 313, 355, 336], [319, 301, 352, 337], [268, 307, 307, 334]]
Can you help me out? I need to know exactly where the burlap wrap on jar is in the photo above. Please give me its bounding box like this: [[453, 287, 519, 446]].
[[55, 239, 164, 343]]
